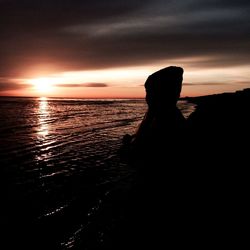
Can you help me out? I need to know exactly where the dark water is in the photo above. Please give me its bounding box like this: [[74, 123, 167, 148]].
[[0, 97, 196, 249]]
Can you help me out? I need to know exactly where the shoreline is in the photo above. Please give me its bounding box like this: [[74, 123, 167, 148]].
[[182, 88, 250, 105]]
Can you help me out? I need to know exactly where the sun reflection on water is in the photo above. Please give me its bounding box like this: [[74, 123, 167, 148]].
[[36, 97, 55, 166], [38, 97, 49, 137]]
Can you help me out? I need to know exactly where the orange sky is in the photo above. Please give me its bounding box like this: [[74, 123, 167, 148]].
[[2, 61, 250, 98], [1, 1, 250, 98]]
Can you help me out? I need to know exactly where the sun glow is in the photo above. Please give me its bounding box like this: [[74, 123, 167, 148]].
[[21, 63, 250, 98], [29, 77, 55, 94], [32, 78, 54, 92]]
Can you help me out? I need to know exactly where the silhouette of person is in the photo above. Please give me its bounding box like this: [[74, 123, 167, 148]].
[[116, 66, 191, 249], [121, 66, 187, 167]]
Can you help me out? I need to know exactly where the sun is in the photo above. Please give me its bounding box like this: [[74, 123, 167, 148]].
[[29, 77, 55, 94]]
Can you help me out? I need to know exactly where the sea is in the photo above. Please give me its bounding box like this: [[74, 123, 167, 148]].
[[0, 97, 196, 249]]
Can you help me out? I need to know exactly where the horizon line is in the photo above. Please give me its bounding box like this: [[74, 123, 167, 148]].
[[0, 87, 249, 100]]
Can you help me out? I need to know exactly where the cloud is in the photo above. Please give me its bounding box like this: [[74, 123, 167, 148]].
[[183, 82, 228, 86], [0, 79, 29, 91], [0, 0, 149, 31], [232, 81, 250, 85], [56, 83, 109, 87], [81, 83, 109, 87], [0, 0, 250, 78]]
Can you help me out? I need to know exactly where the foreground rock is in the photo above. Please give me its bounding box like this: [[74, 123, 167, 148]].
[[186, 88, 250, 160], [184, 88, 250, 247], [116, 87, 250, 249]]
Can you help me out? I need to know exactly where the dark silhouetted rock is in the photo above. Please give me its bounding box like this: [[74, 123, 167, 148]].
[[186, 88, 250, 246], [187, 88, 250, 162]]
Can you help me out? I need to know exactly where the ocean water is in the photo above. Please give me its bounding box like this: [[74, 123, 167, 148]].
[[0, 97, 196, 249]]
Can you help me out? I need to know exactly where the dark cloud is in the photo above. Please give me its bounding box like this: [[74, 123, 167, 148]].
[[0, 0, 148, 32], [0, 0, 250, 78], [56, 83, 108, 88], [0, 79, 28, 91], [232, 81, 250, 86], [188, 0, 250, 9], [183, 82, 227, 86], [81, 83, 108, 87]]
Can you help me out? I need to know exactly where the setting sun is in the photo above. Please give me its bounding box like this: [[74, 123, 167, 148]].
[[29, 77, 55, 94]]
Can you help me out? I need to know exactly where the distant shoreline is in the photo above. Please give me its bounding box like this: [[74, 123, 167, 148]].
[[181, 88, 250, 105]]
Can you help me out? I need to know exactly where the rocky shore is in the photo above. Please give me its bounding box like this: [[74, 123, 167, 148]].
[[185, 88, 250, 126], [185, 88, 250, 159], [183, 88, 250, 247]]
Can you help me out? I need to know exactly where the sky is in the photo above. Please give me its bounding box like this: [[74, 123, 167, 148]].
[[0, 0, 250, 98]]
